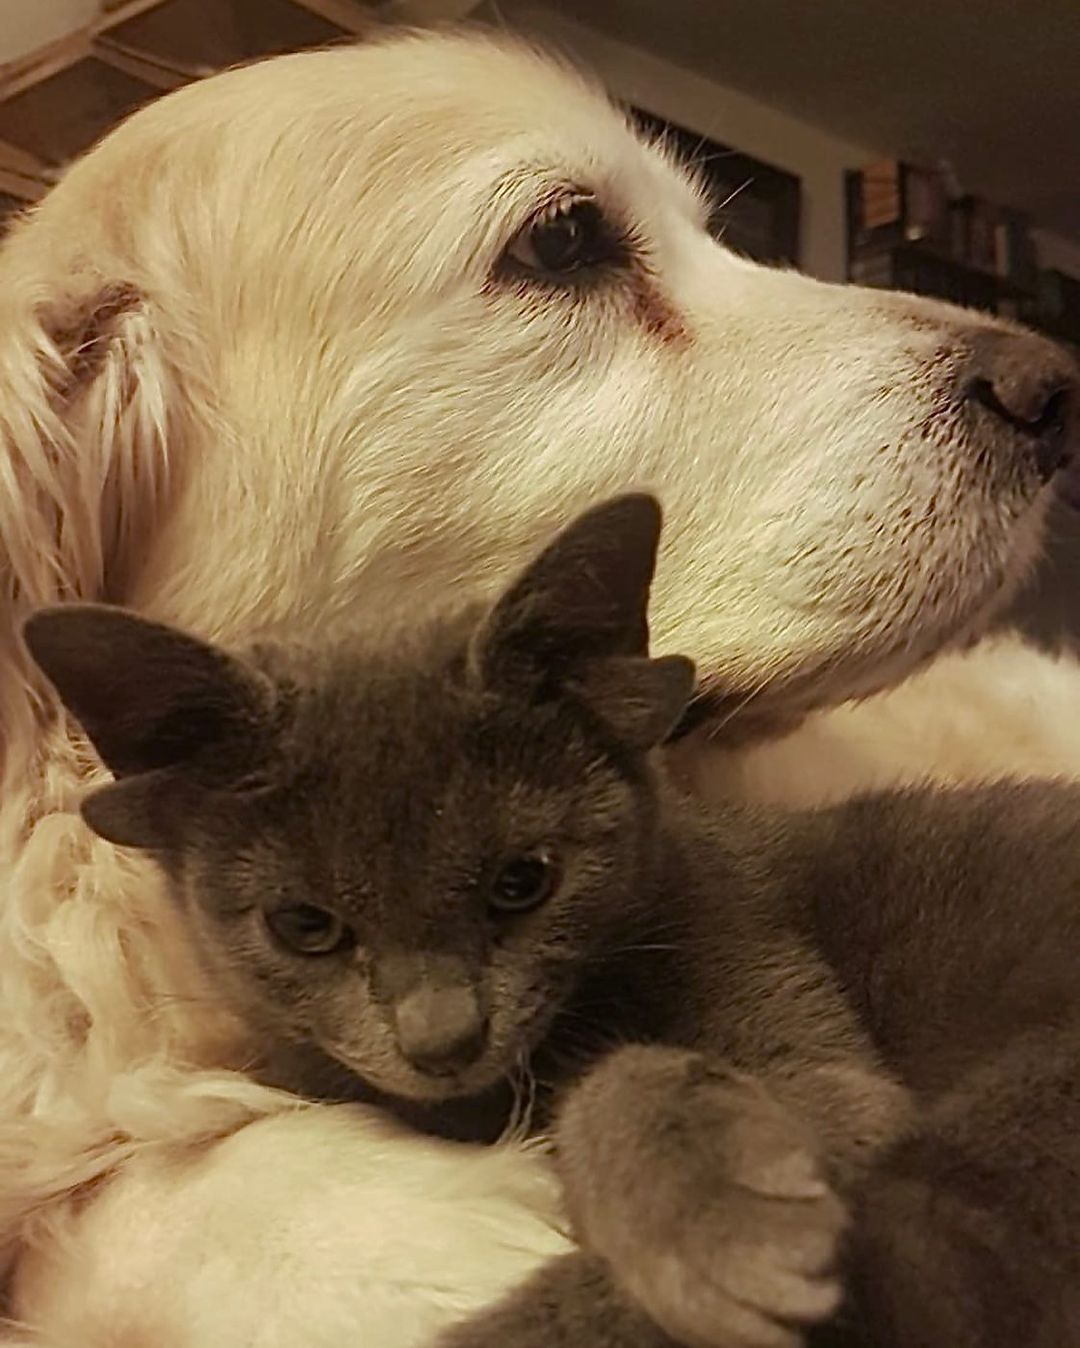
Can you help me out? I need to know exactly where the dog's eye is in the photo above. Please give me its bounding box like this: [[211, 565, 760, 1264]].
[[489, 850, 559, 914], [266, 904, 351, 955], [505, 194, 625, 280]]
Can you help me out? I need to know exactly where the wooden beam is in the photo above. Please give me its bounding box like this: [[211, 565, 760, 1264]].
[[93, 35, 200, 90], [0, 166, 48, 202], [379, 0, 484, 21], [0, 29, 91, 100], [98, 0, 174, 36], [0, 138, 54, 180], [289, 0, 384, 36], [0, 0, 171, 101]]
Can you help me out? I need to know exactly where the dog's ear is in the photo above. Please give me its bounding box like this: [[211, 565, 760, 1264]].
[[1, 274, 167, 618], [471, 493, 695, 749], [23, 605, 269, 848]]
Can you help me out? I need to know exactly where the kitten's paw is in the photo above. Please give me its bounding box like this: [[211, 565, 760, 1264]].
[[558, 1046, 847, 1348], [433, 1253, 680, 1348], [623, 1163, 845, 1348]]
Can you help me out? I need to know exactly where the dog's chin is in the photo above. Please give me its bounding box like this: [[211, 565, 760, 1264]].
[[679, 546, 1035, 749], [682, 469, 1062, 749]]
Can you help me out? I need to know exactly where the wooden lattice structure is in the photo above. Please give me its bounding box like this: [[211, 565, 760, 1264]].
[[0, 0, 477, 229]]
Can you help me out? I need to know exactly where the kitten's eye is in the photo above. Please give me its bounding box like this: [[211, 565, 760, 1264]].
[[505, 194, 624, 280], [266, 905, 351, 955], [489, 850, 559, 914]]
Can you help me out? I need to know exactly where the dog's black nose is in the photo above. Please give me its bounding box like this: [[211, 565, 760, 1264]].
[[964, 330, 1078, 483], [393, 982, 488, 1075]]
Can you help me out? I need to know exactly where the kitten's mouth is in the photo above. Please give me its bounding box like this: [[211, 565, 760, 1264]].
[[326, 1048, 507, 1105], [391, 1058, 506, 1103], [327, 1002, 556, 1107]]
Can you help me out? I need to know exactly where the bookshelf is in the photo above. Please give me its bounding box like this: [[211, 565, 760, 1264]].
[[846, 161, 1080, 350]]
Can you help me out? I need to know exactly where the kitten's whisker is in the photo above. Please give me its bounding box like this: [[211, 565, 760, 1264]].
[[602, 942, 681, 956], [500, 1049, 538, 1143]]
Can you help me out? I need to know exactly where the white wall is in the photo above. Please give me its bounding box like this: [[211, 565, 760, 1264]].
[[0, 0, 96, 67], [1035, 230, 1080, 282], [499, 3, 876, 282], [8, 0, 1076, 285]]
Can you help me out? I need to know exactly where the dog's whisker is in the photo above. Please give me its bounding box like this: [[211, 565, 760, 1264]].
[[701, 667, 779, 741], [714, 175, 755, 217]]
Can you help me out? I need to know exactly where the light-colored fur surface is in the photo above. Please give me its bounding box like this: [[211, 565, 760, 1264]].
[[14, 1108, 569, 1348], [1, 29, 1078, 1348], [682, 633, 1080, 809]]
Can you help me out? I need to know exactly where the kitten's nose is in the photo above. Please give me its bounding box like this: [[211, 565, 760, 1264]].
[[393, 982, 487, 1075]]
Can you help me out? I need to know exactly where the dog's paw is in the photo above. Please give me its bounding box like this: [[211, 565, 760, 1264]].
[[558, 1047, 847, 1348]]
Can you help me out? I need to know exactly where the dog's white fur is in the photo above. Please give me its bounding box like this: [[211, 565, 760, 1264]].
[[2, 30, 1078, 1348]]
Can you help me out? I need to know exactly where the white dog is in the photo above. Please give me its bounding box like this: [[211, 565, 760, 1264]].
[[2, 29, 1078, 1348]]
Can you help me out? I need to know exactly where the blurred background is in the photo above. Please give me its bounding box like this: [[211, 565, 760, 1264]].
[[2, 0, 1078, 641]]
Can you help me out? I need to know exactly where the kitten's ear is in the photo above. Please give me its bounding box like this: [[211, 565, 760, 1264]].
[[23, 604, 269, 848], [80, 775, 180, 850], [576, 653, 697, 751], [473, 494, 663, 680], [23, 604, 264, 777], [471, 494, 693, 750]]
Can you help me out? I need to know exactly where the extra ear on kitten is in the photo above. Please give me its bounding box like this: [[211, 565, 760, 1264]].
[[24, 494, 697, 851]]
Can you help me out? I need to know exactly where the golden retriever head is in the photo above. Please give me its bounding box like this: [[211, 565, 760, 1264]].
[[1, 30, 1076, 763]]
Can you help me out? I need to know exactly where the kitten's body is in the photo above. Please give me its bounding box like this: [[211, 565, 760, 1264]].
[[25, 496, 1080, 1348]]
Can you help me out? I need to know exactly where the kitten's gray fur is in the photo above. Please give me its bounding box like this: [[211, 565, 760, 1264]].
[[24, 496, 1080, 1348]]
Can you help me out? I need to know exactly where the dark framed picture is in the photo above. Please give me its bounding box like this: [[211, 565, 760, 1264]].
[[631, 108, 801, 268]]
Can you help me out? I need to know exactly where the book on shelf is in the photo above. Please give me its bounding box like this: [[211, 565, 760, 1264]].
[[852, 159, 949, 250], [847, 155, 1080, 347], [849, 252, 894, 289], [1034, 269, 1080, 323], [849, 159, 1043, 295]]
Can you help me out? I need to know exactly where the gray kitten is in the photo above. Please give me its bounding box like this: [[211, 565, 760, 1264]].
[[24, 496, 1080, 1348]]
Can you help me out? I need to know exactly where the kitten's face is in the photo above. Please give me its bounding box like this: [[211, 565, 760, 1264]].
[[167, 652, 657, 1103], [26, 496, 692, 1105]]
